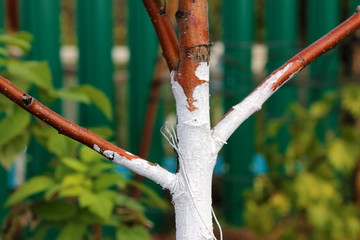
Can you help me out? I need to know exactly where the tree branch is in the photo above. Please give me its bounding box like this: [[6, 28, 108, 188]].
[[212, 9, 360, 148], [142, 0, 180, 71], [0, 75, 176, 191]]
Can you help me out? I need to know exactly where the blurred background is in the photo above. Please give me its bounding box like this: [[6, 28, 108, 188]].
[[0, 0, 360, 239]]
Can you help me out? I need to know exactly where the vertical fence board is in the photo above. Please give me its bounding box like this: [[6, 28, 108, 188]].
[[222, 0, 254, 226], [76, 0, 114, 128], [19, 0, 62, 178], [265, 0, 298, 151], [307, 0, 340, 133]]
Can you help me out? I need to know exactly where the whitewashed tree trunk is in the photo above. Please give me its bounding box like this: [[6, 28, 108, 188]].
[[169, 62, 221, 239]]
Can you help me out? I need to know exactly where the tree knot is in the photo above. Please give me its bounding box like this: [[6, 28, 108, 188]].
[[185, 44, 210, 63], [22, 93, 34, 107]]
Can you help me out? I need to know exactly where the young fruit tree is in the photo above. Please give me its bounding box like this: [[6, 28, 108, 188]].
[[1, 1, 360, 239]]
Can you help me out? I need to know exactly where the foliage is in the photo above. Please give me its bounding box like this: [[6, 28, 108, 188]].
[[0, 32, 168, 239], [3, 133, 167, 240], [244, 90, 360, 240], [0, 32, 112, 168]]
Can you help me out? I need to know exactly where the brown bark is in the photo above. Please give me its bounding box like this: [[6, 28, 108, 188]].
[[173, 0, 210, 111], [142, 0, 180, 71], [269, 11, 360, 91]]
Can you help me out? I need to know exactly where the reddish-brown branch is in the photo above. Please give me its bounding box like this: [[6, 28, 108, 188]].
[[269, 10, 360, 91], [174, 0, 210, 111], [142, 0, 180, 71], [214, 9, 360, 144], [0, 75, 152, 165]]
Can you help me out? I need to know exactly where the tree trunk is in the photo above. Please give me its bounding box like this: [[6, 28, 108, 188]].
[[170, 57, 220, 239]]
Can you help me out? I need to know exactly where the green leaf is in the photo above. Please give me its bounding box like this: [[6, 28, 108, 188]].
[[87, 161, 115, 176], [59, 186, 87, 198], [115, 194, 144, 212], [90, 126, 114, 139], [44, 184, 62, 201], [116, 226, 151, 240], [93, 173, 123, 191], [30, 124, 57, 146], [307, 204, 330, 230], [7, 59, 53, 90], [70, 85, 113, 120], [0, 107, 30, 146], [327, 139, 356, 173], [57, 222, 86, 240], [127, 180, 169, 210], [0, 32, 33, 53], [33, 200, 77, 221], [47, 134, 79, 157], [60, 157, 87, 173], [0, 47, 9, 57], [28, 224, 52, 240], [6, 176, 55, 206], [54, 87, 91, 104], [79, 145, 101, 163], [61, 173, 91, 188], [77, 208, 103, 225], [79, 190, 115, 220], [0, 131, 29, 168], [341, 84, 360, 119]]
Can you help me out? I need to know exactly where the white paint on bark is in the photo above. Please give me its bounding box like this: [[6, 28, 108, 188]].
[[195, 62, 210, 82], [93, 144, 101, 153], [92, 146, 176, 191], [212, 61, 300, 148], [170, 62, 220, 239]]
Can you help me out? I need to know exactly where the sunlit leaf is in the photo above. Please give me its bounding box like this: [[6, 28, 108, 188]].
[[60, 157, 87, 173], [6, 176, 55, 206], [79, 190, 115, 220], [69, 85, 113, 120], [54, 87, 91, 103], [0, 107, 30, 147], [0, 32, 33, 53], [307, 204, 329, 230], [7, 60, 53, 90], [93, 173, 123, 191], [79, 145, 101, 163], [327, 139, 356, 173]]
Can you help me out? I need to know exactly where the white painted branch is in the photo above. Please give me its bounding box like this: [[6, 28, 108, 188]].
[[212, 60, 303, 149], [92, 145, 176, 191]]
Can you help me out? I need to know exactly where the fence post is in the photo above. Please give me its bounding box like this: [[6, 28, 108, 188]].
[[265, 0, 298, 151], [76, 0, 114, 128], [222, 0, 254, 226], [19, 0, 62, 177]]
